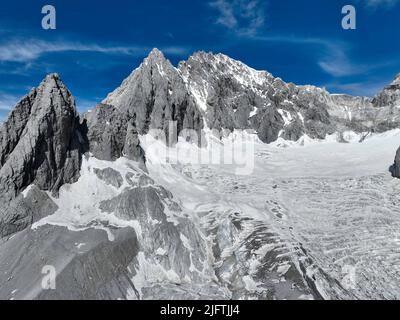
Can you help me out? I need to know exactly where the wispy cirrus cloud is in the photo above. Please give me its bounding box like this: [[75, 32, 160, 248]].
[[317, 42, 370, 77], [0, 39, 189, 63], [251, 35, 392, 78], [209, 0, 267, 36], [364, 0, 399, 8], [0, 92, 19, 112]]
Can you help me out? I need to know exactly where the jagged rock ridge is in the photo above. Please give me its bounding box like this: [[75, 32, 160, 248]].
[[0, 74, 85, 200], [102, 48, 203, 139], [180, 52, 400, 143], [0, 74, 88, 237]]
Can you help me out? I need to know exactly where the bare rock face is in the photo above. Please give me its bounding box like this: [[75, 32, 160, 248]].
[[0, 74, 87, 236], [84, 103, 129, 161], [179, 52, 283, 140], [179, 52, 400, 143], [103, 48, 204, 141], [373, 74, 400, 108], [98, 175, 228, 300], [84, 49, 204, 167], [0, 186, 58, 238], [84, 104, 146, 169], [390, 147, 400, 178], [123, 122, 147, 172], [0, 225, 139, 300], [0, 74, 86, 200], [379, 74, 400, 179], [93, 167, 124, 188], [178, 52, 349, 142], [0, 90, 37, 166]]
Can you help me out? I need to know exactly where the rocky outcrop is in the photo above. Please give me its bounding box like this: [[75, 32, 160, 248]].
[[97, 172, 228, 299], [103, 48, 203, 142], [179, 52, 400, 143], [93, 167, 124, 188], [0, 74, 88, 237], [84, 103, 129, 161], [390, 147, 400, 178], [0, 225, 139, 300], [0, 74, 86, 201], [84, 104, 146, 169], [373, 74, 400, 108], [378, 75, 400, 179], [0, 185, 58, 238], [179, 52, 369, 142], [84, 49, 205, 164], [123, 122, 146, 165]]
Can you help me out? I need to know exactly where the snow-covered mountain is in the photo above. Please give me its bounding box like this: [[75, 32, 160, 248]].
[[1, 49, 400, 300]]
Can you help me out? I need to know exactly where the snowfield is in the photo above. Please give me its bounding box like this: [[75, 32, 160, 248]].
[[142, 129, 400, 299], [21, 129, 400, 300]]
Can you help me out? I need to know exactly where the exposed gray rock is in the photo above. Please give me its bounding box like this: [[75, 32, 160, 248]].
[[84, 104, 147, 168], [250, 108, 284, 143], [84, 103, 128, 161], [0, 225, 139, 300], [125, 172, 154, 187], [98, 178, 225, 299], [390, 147, 400, 178], [103, 48, 204, 143], [93, 167, 124, 188], [123, 122, 146, 167], [0, 89, 37, 166], [179, 51, 400, 142], [0, 74, 88, 239], [0, 185, 58, 239], [0, 74, 87, 201], [373, 74, 400, 108]]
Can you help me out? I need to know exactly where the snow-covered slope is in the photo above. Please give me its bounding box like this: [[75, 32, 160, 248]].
[[141, 129, 400, 300]]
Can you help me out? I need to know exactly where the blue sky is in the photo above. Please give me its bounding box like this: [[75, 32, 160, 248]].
[[0, 0, 399, 121]]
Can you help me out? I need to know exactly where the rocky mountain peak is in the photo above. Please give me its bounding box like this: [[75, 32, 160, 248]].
[[183, 51, 273, 87], [101, 49, 203, 139], [142, 48, 174, 77], [0, 73, 86, 201], [43, 72, 60, 81], [103, 48, 176, 108], [146, 47, 166, 61]]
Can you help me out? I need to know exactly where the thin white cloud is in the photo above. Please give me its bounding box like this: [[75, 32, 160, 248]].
[[251, 35, 388, 77], [209, 0, 266, 36], [364, 0, 399, 8], [0, 39, 190, 63], [317, 44, 366, 77], [0, 92, 19, 112]]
